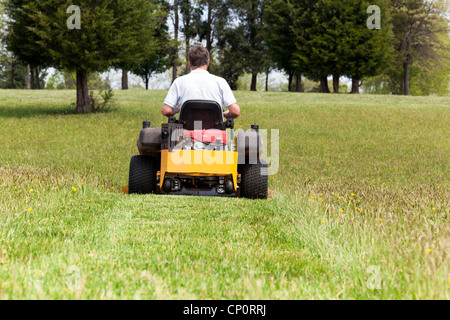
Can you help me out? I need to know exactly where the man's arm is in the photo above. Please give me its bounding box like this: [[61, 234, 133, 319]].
[[223, 103, 240, 119], [162, 104, 180, 117]]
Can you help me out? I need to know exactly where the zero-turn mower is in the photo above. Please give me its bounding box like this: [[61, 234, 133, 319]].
[[126, 100, 267, 199]]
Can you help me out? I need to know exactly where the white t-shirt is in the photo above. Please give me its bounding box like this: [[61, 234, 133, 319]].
[[164, 70, 237, 110]]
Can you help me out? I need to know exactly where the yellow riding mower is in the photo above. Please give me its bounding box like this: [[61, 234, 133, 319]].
[[127, 100, 267, 199]]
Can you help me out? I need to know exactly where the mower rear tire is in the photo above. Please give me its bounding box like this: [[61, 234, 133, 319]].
[[129, 155, 157, 194], [239, 160, 268, 199]]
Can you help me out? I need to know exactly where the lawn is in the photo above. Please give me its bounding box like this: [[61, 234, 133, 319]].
[[0, 89, 448, 299]]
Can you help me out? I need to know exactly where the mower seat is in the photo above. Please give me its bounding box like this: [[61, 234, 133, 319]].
[[179, 100, 224, 130]]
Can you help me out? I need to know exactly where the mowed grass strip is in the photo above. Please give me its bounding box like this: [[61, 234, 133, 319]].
[[0, 90, 448, 299]]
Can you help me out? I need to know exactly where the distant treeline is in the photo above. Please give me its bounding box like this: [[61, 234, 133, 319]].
[[0, 0, 448, 112]]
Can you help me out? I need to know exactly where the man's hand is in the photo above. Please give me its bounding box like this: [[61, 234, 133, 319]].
[[162, 104, 180, 117], [223, 103, 240, 119]]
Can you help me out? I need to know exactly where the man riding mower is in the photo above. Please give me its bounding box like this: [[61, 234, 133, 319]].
[[127, 100, 268, 199]]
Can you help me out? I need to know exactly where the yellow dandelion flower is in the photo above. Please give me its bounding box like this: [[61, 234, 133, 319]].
[[111, 187, 114, 190], [29, 189, 33, 193], [338, 196, 341, 199], [14, 186, 17, 189], [427, 249, 431, 253], [379, 219, 383, 222], [432, 208, 436, 210], [340, 209, 344, 213], [28, 208, 32, 212], [349, 197, 353, 200], [351, 193, 355, 196]]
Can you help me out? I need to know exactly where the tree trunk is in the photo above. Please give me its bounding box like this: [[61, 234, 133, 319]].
[[333, 74, 339, 93], [76, 71, 90, 113], [10, 58, 15, 89], [172, 0, 179, 83], [30, 68, 35, 89], [35, 68, 41, 89], [403, 61, 410, 96], [265, 68, 269, 92], [145, 77, 149, 90], [206, 2, 212, 53], [122, 70, 129, 90], [319, 77, 330, 93], [185, 37, 190, 74], [351, 76, 360, 94], [288, 71, 293, 92], [26, 64, 31, 90], [295, 72, 302, 92], [250, 73, 257, 91]]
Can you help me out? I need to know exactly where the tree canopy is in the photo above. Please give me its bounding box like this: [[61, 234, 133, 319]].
[[1, 0, 448, 97], [5, 0, 160, 112]]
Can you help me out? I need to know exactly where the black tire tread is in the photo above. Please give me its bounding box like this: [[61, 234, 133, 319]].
[[128, 155, 157, 194], [239, 161, 268, 199]]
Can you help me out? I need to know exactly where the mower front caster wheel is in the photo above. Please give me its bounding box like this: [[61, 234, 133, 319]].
[[128, 155, 157, 194], [239, 160, 268, 199]]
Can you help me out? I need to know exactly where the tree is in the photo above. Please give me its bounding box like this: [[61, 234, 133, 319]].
[[170, 0, 180, 82], [131, 9, 171, 89], [340, 0, 392, 93], [215, 25, 246, 90], [264, 0, 303, 92], [3, 0, 50, 89], [214, 0, 268, 91], [0, 53, 27, 89], [6, 0, 159, 113], [0, 0, 5, 36], [198, 0, 225, 69], [391, 0, 449, 95], [180, 0, 203, 74], [290, 0, 330, 92], [290, 0, 391, 93]]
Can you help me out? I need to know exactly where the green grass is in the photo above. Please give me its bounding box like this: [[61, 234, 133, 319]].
[[0, 89, 448, 299]]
